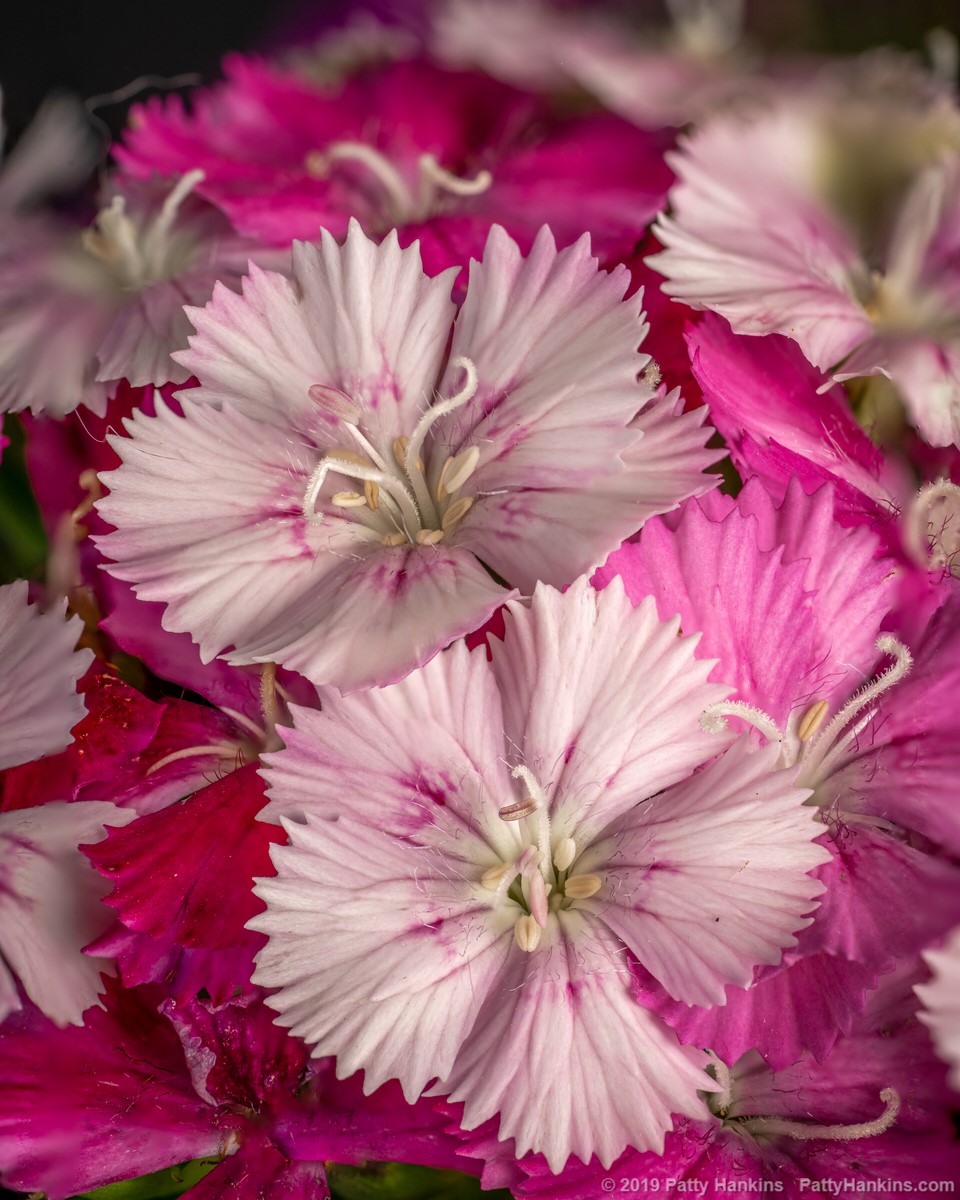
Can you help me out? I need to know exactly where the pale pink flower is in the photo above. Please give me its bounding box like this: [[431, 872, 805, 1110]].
[[0, 800, 135, 1026], [432, 0, 753, 128], [650, 79, 960, 445], [0, 581, 90, 771], [917, 927, 960, 1090], [0, 172, 282, 417], [96, 220, 716, 692], [249, 578, 829, 1170]]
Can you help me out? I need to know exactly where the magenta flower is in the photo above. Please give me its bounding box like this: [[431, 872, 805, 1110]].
[[595, 479, 960, 1068], [0, 980, 471, 1199], [249, 577, 828, 1170], [686, 315, 960, 636], [115, 56, 674, 274], [96, 220, 715, 692], [650, 85, 960, 444]]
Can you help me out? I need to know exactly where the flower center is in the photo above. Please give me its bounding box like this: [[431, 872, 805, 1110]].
[[303, 142, 493, 225], [479, 765, 603, 954], [301, 356, 481, 548], [81, 169, 206, 290], [701, 633, 913, 798]]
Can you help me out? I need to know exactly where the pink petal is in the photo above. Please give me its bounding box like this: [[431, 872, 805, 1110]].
[[0, 980, 219, 1198], [251, 813, 512, 1099], [649, 105, 872, 371], [0, 800, 135, 1026], [434, 916, 712, 1170], [0, 582, 91, 770], [588, 738, 828, 1006], [828, 595, 960, 855], [176, 222, 458, 443], [595, 482, 894, 725], [438, 225, 679, 591], [808, 824, 960, 975], [260, 638, 513, 861], [687, 315, 892, 509], [489, 577, 730, 842], [637, 953, 878, 1070], [84, 764, 282, 1004]]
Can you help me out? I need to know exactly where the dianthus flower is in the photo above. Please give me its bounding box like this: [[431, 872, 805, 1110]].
[[250, 577, 829, 1170], [595, 479, 960, 1067], [96, 220, 715, 691], [115, 56, 674, 274], [650, 72, 960, 444], [0, 980, 472, 1199], [0, 172, 281, 417]]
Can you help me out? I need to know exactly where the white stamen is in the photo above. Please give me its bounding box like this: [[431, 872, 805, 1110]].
[[364, 480, 380, 511], [553, 837, 577, 873], [740, 1088, 900, 1142], [418, 153, 493, 201], [514, 914, 542, 953], [415, 528, 444, 546], [797, 698, 829, 742], [302, 454, 420, 534], [904, 478, 960, 574], [308, 383, 362, 426], [306, 142, 414, 224], [803, 636, 912, 773], [564, 873, 603, 900], [331, 491, 368, 508], [404, 357, 479, 490], [701, 700, 782, 743], [381, 532, 407, 547], [442, 445, 481, 495], [145, 742, 242, 775], [141, 168, 205, 269]]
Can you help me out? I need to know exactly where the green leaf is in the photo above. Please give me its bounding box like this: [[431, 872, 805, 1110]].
[[328, 1162, 513, 1200], [70, 1156, 220, 1200], [0, 414, 47, 583]]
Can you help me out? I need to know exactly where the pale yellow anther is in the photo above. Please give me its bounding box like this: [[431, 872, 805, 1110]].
[[392, 436, 422, 473], [498, 798, 538, 822], [481, 862, 512, 890], [564, 873, 603, 900], [331, 491, 367, 508], [392, 436, 409, 467], [553, 837, 577, 873], [364, 479, 380, 511], [415, 528, 444, 546], [798, 699, 830, 742], [381, 531, 408, 547], [441, 496, 474, 531], [443, 445, 480, 494], [514, 914, 542, 953]]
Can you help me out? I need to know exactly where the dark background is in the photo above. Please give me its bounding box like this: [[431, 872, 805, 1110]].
[[1, 0, 959, 145]]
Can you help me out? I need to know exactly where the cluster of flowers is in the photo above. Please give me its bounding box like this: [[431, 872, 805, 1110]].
[[1, 1, 960, 1196]]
